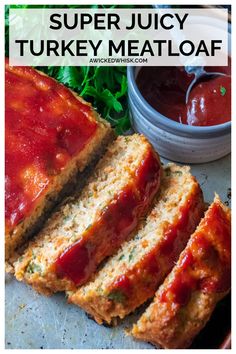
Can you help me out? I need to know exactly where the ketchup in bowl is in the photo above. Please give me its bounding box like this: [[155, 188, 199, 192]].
[[136, 61, 231, 127]]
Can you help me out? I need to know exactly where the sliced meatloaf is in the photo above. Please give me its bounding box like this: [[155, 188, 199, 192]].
[[132, 195, 231, 349], [14, 134, 162, 295], [68, 164, 204, 324]]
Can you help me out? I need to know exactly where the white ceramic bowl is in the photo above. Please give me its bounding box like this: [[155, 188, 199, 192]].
[[127, 20, 231, 164]]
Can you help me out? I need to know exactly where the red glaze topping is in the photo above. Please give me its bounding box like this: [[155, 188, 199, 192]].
[[107, 187, 204, 305], [158, 203, 191, 257], [146, 252, 160, 275], [106, 275, 132, 304], [186, 75, 231, 126], [136, 60, 231, 127], [112, 275, 132, 298], [55, 239, 97, 286], [160, 201, 231, 306], [55, 149, 161, 286], [5, 60, 97, 231]]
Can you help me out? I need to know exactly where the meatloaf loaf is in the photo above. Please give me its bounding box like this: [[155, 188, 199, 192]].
[[14, 134, 162, 295], [132, 195, 231, 349], [68, 164, 204, 324], [5, 59, 112, 260]]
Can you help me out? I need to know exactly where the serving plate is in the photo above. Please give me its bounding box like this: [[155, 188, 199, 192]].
[[5, 153, 231, 349]]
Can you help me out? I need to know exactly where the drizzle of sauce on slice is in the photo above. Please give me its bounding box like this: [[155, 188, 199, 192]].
[[106, 189, 204, 306], [111, 275, 132, 300], [55, 149, 161, 286], [56, 240, 94, 285], [160, 202, 231, 306]]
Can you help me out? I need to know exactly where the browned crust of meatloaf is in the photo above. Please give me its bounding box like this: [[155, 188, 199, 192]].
[[132, 195, 231, 349], [5, 66, 113, 261], [132, 291, 226, 349]]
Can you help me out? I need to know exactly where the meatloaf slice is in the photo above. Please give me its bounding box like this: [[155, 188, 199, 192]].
[[5, 60, 112, 260], [68, 164, 204, 324], [132, 195, 231, 349], [14, 134, 162, 295]]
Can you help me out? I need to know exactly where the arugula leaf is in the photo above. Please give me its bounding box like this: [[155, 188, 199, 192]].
[[115, 75, 128, 99], [56, 67, 81, 90], [85, 87, 123, 112]]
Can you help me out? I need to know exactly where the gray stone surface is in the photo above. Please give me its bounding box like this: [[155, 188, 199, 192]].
[[5, 154, 231, 349]]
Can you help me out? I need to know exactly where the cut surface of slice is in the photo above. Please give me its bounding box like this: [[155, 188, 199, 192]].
[[14, 134, 161, 294], [68, 164, 204, 324], [5, 59, 112, 260], [132, 195, 231, 349]]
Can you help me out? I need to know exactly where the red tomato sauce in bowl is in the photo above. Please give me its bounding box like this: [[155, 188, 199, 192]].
[[136, 60, 231, 127]]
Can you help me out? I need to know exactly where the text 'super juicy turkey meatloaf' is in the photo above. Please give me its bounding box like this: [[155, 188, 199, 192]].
[[68, 164, 204, 324], [14, 135, 162, 295], [5, 60, 113, 260], [132, 195, 231, 349]]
